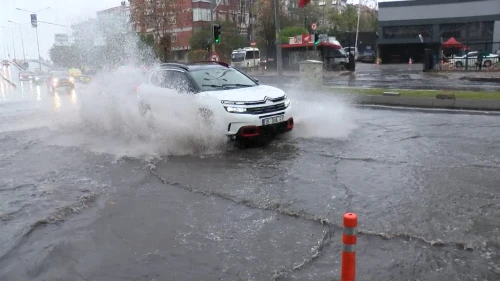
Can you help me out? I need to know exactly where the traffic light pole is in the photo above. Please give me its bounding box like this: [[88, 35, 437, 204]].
[[210, 0, 215, 53], [273, 0, 283, 85], [35, 25, 41, 70]]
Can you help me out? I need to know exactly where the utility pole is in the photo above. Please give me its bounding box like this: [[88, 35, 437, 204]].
[[210, 0, 215, 53], [8, 21, 27, 62], [1, 26, 16, 61], [16, 6, 50, 70], [355, 0, 361, 51], [273, 0, 283, 84]]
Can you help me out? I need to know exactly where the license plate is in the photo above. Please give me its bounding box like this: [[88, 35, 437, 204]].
[[262, 115, 284, 126]]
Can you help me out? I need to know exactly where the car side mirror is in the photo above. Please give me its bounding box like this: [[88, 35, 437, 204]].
[[253, 78, 259, 83]]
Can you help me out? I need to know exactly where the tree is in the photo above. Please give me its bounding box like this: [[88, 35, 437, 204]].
[[49, 46, 80, 68], [189, 21, 249, 62], [255, 0, 290, 46], [329, 5, 358, 33], [329, 4, 378, 33], [280, 26, 308, 43], [129, 0, 180, 62]]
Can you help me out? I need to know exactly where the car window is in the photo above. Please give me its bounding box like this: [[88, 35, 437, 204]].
[[150, 70, 194, 93], [231, 53, 245, 62], [189, 67, 257, 92]]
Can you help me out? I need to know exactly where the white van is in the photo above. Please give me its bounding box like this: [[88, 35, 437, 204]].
[[231, 47, 260, 68]]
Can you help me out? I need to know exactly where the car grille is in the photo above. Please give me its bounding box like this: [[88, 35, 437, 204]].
[[246, 102, 286, 115]]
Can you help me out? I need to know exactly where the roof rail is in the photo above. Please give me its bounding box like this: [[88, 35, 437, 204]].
[[189, 61, 229, 67], [159, 62, 189, 70]]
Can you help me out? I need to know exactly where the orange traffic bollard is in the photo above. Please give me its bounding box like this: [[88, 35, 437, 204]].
[[341, 212, 357, 281]]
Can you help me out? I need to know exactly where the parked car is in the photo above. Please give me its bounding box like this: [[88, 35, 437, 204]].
[[360, 50, 376, 63], [449, 51, 499, 68], [344, 47, 359, 61], [136, 62, 294, 144]]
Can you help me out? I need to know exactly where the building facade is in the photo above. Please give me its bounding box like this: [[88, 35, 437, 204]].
[[129, 0, 250, 61], [378, 0, 500, 63]]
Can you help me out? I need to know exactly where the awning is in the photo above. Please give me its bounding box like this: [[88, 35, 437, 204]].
[[442, 37, 469, 49]]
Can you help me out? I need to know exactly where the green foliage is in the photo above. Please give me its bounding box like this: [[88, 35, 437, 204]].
[[190, 22, 249, 62], [329, 5, 378, 33], [188, 50, 208, 62], [190, 28, 212, 50], [329, 5, 358, 32], [280, 26, 308, 44], [49, 46, 81, 68]]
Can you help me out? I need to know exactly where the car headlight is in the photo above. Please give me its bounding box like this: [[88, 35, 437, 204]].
[[284, 98, 291, 108], [53, 78, 59, 82], [69, 77, 74, 82], [221, 100, 245, 105], [225, 106, 247, 113]]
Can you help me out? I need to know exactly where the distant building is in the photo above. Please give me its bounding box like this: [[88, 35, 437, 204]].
[[72, 2, 131, 48], [378, 0, 500, 63]]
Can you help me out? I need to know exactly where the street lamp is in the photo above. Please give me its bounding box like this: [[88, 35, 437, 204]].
[[8, 20, 27, 62], [16, 6, 51, 70], [1, 26, 16, 61]]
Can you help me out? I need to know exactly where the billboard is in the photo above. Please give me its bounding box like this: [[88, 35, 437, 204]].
[[54, 33, 70, 46]]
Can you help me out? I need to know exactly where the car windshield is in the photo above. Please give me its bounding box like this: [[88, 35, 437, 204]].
[[231, 53, 246, 62], [190, 67, 257, 91]]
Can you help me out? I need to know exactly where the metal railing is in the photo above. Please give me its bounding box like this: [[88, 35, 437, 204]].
[[436, 41, 500, 71]]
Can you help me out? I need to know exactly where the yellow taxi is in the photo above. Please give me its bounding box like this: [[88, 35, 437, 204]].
[[68, 67, 82, 78]]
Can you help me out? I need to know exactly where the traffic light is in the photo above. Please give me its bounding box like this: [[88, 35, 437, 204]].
[[205, 44, 211, 52], [30, 14, 37, 28], [314, 32, 320, 45], [213, 24, 221, 43]]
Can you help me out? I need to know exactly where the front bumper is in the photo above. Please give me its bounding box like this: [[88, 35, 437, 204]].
[[225, 107, 294, 138]]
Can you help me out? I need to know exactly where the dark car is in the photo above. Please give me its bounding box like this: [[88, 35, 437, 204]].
[[19, 71, 34, 82], [33, 70, 49, 84], [361, 50, 376, 63], [47, 71, 75, 92]]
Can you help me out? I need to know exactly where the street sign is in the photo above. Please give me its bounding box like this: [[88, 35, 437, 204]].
[[54, 33, 70, 46], [311, 23, 317, 30], [30, 14, 37, 28], [250, 41, 256, 47], [211, 53, 220, 62]]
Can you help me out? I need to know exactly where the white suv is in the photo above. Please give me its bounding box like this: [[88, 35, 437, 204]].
[[136, 62, 294, 142]]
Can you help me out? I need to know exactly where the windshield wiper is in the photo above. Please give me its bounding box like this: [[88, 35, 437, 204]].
[[202, 84, 225, 88], [221, 84, 255, 88]]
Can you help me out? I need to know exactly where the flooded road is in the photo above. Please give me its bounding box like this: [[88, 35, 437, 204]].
[[1, 65, 499, 281]]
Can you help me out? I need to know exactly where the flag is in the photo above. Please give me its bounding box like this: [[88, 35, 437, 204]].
[[298, 0, 311, 8]]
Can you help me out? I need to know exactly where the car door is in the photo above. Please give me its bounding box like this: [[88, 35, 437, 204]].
[[141, 69, 196, 110]]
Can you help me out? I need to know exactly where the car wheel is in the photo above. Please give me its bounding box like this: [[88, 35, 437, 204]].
[[484, 60, 492, 67], [455, 61, 463, 68]]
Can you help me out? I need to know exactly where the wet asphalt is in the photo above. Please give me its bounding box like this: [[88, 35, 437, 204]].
[[253, 63, 500, 92], [1, 65, 500, 281]]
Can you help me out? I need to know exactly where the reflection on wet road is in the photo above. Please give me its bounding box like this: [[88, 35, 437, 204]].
[[0, 64, 499, 280]]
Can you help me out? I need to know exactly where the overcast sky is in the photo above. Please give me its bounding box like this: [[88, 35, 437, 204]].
[[0, 0, 399, 61]]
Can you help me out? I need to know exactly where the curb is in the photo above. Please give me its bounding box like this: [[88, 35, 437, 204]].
[[460, 77, 500, 83], [356, 104, 500, 116], [356, 95, 500, 112]]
